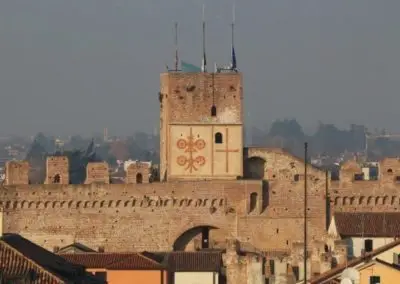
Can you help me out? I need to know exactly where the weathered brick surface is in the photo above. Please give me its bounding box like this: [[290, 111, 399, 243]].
[[45, 156, 69, 185], [331, 158, 400, 213], [4, 161, 29, 185], [0, 180, 263, 252], [4, 68, 399, 278], [0, 147, 329, 253], [85, 162, 109, 184], [126, 162, 151, 184], [160, 73, 242, 124], [160, 72, 244, 181]]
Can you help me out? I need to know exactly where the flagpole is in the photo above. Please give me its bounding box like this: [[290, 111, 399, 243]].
[[201, 4, 207, 72], [304, 142, 308, 283]]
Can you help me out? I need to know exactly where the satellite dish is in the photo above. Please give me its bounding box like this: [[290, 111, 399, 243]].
[[340, 278, 353, 284], [341, 267, 360, 284]]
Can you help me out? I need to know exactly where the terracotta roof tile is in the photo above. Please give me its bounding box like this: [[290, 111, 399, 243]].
[[309, 239, 400, 283], [61, 253, 164, 270], [107, 254, 163, 270], [60, 253, 135, 269], [334, 212, 400, 237], [0, 234, 101, 283], [167, 251, 222, 272]]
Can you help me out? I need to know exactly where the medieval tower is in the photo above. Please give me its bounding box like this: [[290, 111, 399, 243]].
[[159, 7, 243, 181], [159, 72, 243, 181]]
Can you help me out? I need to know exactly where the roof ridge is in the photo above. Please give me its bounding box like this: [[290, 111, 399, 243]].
[[105, 253, 163, 270], [0, 240, 65, 283], [137, 252, 164, 266]]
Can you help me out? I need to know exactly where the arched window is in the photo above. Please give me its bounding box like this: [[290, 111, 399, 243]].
[[53, 174, 61, 184], [215, 132, 223, 144], [211, 105, 217, 117], [136, 173, 143, 184]]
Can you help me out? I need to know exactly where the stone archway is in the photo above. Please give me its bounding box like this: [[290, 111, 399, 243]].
[[244, 156, 266, 179], [172, 225, 218, 251]]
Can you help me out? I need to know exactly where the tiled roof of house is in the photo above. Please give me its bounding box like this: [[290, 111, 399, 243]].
[[309, 239, 400, 284], [166, 251, 222, 272], [107, 254, 163, 270], [334, 212, 400, 237], [60, 253, 134, 269], [60, 253, 163, 270], [0, 234, 101, 284]]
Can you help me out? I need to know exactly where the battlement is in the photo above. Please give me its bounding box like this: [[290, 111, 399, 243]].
[[5, 161, 29, 185], [339, 157, 400, 184], [4, 157, 156, 186], [45, 156, 69, 185]]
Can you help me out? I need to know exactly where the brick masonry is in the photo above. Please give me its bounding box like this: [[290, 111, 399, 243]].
[[0, 146, 329, 253], [1, 70, 399, 258]]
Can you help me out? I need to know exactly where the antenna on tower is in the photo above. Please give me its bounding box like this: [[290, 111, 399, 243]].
[[230, 1, 237, 71], [201, 4, 207, 72], [174, 21, 179, 71]]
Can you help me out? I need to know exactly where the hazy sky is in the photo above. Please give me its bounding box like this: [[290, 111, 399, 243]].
[[1, 0, 400, 136]]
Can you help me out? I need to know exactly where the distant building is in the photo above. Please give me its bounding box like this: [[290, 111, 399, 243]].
[[327, 212, 400, 259]]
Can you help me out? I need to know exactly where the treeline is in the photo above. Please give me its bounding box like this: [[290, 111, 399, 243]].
[[249, 119, 400, 160], [25, 132, 160, 184]]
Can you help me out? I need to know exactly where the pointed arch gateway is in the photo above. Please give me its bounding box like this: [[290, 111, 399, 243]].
[[172, 225, 219, 251]]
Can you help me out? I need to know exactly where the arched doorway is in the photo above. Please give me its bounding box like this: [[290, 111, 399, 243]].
[[244, 157, 266, 179], [136, 173, 143, 184], [173, 225, 218, 251]]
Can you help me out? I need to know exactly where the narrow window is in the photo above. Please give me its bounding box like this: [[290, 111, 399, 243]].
[[249, 192, 257, 212], [364, 239, 373, 252], [215, 132, 223, 144], [294, 174, 300, 182], [211, 105, 217, 116]]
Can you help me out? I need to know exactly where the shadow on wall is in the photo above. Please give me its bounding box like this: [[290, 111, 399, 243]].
[[173, 225, 218, 251], [244, 157, 266, 179]]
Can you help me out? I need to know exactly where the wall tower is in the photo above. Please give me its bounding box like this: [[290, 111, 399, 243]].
[[159, 72, 243, 181]]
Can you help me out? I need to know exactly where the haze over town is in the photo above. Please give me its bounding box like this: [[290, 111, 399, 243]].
[[1, 0, 400, 136], [2, 2, 400, 284]]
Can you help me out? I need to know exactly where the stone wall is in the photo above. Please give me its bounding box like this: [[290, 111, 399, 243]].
[[0, 180, 264, 252], [4, 161, 29, 185], [331, 157, 400, 212], [160, 72, 242, 124], [45, 156, 69, 185], [126, 162, 151, 184], [84, 162, 109, 184], [160, 72, 244, 181]]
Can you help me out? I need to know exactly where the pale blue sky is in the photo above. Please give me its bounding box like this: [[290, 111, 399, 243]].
[[0, 0, 399, 136]]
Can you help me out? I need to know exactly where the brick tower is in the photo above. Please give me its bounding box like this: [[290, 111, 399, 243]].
[[159, 71, 243, 181]]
